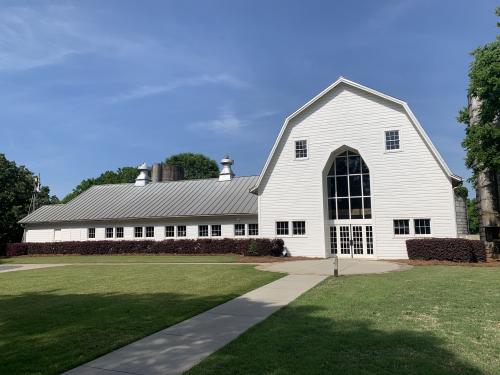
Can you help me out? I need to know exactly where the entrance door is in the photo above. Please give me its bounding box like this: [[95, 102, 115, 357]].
[[330, 225, 373, 257]]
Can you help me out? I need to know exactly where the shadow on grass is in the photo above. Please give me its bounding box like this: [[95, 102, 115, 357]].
[[187, 305, 484, 375], [0, 290, 245, 375]]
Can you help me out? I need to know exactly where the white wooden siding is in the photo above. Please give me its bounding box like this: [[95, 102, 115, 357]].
[[258, 84, 457, 258], [24, 216, 258, 243]]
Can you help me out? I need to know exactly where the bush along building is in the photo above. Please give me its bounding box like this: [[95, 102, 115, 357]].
[[19, 78, 468, 259]]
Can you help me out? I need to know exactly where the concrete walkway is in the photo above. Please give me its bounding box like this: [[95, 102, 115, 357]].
[[258, 258, 410, 275], [0, 264, 66, 273], [65, 274, 327, 375]]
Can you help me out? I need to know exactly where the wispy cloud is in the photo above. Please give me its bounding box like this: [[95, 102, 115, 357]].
[[0, 4, 160, 71], [190, 107, 276, 135], [108, 74, 248, 103]]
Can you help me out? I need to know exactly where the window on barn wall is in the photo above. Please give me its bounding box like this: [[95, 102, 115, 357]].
[[211, 225, 221, 237], [295, 140, 308, 159], [393, 219, 410, 235], [327, 150, 371, 220], [385, 130, 400, 151], [88, 228, 96, 239], [105, 227, 114, 238], [292, 221, 306, 235], [134, 227, 143, 238], [165, 226, 175, 238], [234, 224, 245, 236], [198, 225, 209, 237], [276, 221, 289, 236], [414, 219, 431, 235], [116, 227, 124, 238], [145, 226, 155, 238], [248, 223, 259, 236], [177, 226, 186, 237]]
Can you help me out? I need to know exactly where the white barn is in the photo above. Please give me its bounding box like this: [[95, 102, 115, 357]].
[[20, 78, 465, 259]]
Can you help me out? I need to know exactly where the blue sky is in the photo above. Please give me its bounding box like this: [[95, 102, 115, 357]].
[[0, 0, 498, 198]]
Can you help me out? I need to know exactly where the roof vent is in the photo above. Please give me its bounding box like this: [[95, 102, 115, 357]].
[[135, 162, 151, 186], [219, 155, 234, 181]]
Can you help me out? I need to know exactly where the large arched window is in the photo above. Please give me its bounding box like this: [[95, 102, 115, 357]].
[[327, 150, 371, 220]]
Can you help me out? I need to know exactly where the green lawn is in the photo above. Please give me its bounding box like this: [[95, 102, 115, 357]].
[[188, 266, 500, 375], [0, 264, 282, 375], [0, 254, 240, 264]]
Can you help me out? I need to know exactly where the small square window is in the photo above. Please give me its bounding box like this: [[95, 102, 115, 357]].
[[198, 225, 209, 237], [116, 227, 124, 238], [248, 223, 259, 236], [276, 221, 289, 236], [88, 228, 95, 239], [105, 227, 114, 239], [393, 219, 410, 235], [134, 227, 143, 238], [295, 140, 308, 158], [292, 221, 306, 235], [385, 130, 400, 151], [145, 226, 155, 238], [234, 224, 246, 236], [211, 225, 222, 237], [177, 226, 186, 237], [414, 219, 431, 235], [165, 226, 175, 238]]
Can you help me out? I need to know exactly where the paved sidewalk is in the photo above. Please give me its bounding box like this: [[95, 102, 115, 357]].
[[0, 264, 66, 273], [258, 258, 411, 276], [65, 274, 327, 375]]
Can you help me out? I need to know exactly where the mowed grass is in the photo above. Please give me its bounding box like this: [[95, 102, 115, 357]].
[[0, 264, 283, 375], [0, 254, 240, 264], [188, 266, 500, 375]]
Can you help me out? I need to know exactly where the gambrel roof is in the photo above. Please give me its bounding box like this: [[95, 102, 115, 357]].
[[251, 77, 461, 193], [20, 176, 258, 224]]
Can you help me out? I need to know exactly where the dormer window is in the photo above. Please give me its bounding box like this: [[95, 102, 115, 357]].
[[295, 140, 308, 159], [385, 130, 400, 151]]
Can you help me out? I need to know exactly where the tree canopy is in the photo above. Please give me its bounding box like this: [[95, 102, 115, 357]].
[[0, 154, 59, 243], [62, 167, 138, 203], [165, 153, 220, 180], [458, 7, 500, 178]]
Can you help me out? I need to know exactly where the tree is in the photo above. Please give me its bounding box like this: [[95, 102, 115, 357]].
[[0, 154, 59, 243], [467, 198, 480, 234], [62, 167, 138, 203], [165, 153, 220, 180], [458, 7, 500, 252]]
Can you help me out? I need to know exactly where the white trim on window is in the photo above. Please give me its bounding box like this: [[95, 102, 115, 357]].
[[384, 128, 402, 153], [294, 139, 308, 160]]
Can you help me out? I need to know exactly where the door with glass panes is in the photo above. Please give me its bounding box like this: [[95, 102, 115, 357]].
[[326, 150, 374, 257]]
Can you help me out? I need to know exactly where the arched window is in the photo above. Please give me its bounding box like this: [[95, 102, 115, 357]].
[[327, 150, 371, 220]]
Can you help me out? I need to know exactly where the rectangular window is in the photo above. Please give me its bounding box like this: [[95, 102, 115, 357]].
[[145, 226, 154, 238], [211, 225, 222, 237], [105, 227, 114, 239], [116, 227, 124, 238], [276, 221, 289, 236], [165, 225, 175, 238], [292, 221, 306, 235], [88, 228, 96, 239], [385, 130, 400, 150], [234, 224, 246, 236], [248, 223, 259, 236], [134, 227, 143, 238], [393, 219, 410, 235], [177, 225, 186, 237], [414, 219, 431, 235], [295, 140, 308, 158], [198, 225, 209, 237]]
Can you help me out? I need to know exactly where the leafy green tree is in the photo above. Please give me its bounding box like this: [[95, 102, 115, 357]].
[[467, 198, 480, 234], [62, 167, 138, 203], [458, 7, 500, 179], [0, 154, 59, 243], [165, 153, 219, 180]]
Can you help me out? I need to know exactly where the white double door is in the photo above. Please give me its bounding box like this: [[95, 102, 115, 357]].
[[330, 223, 374, 258]]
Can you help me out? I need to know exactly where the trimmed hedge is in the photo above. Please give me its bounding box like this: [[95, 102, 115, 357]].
[[5, 238, 284, 258], [406, 238, 486, 262]]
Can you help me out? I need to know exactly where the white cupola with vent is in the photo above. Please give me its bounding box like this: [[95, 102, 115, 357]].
[[135, 163, 151, 186], [219, 155, 235, 181]]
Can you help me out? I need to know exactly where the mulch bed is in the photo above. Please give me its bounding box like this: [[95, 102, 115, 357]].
[[388, 259, 500, 267]]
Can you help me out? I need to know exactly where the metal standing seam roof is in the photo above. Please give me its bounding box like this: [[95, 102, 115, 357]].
[[20, 176, 259, 224]]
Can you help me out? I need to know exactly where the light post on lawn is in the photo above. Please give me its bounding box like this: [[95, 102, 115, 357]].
[[333, 253, 339, 277]]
